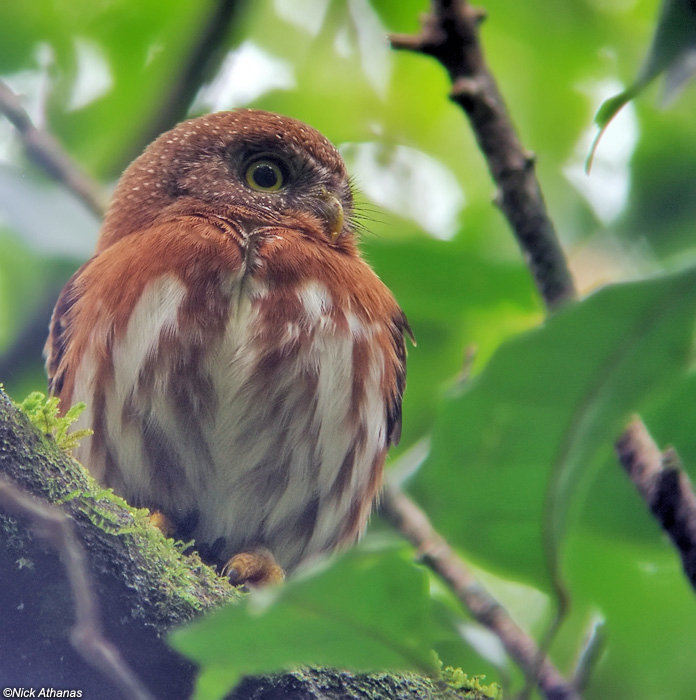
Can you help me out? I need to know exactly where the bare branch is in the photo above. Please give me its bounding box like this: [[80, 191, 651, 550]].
[[0, 477, 153, 700], [390, 0, 576, 310], [0, 79, 108, 217], [380, 484, 579, 700], [616, 416, 696, 591]]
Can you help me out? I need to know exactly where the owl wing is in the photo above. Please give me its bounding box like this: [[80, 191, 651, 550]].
[[385, 310, 412, 447], [45, 261, 91, 398]]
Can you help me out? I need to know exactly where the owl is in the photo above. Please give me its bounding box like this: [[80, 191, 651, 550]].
[[45, 109, 409, 585]]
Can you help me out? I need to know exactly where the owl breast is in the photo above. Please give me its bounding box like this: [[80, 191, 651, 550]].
[[72, 269, 389, 571]]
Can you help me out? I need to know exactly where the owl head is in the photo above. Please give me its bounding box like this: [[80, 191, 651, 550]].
[[98, 110, 354, 253]]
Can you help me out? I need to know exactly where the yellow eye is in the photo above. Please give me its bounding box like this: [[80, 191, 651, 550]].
[[244, 158, 285, 191]]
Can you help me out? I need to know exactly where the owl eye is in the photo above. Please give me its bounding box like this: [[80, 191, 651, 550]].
[[244, 157, 286, 192]]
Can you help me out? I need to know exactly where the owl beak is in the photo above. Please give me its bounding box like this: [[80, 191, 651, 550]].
[[318, 189, 344, 242]]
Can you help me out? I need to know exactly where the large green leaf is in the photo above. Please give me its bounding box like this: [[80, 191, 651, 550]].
[[411, 267, 696, 587], [170, 546, 455, 699]]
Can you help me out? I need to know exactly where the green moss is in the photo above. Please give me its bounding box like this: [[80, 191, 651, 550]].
[[442, 666, 502, 700], [16, 391, 92, 452]]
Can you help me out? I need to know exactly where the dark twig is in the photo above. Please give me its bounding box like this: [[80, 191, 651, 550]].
[[0, 477, 154, 700], [0, 80, 108, 217], [380, 484, 579, 700], [616, 416, 696, 592], [0, 79, 107, 382], [390, 0, 576, 310]]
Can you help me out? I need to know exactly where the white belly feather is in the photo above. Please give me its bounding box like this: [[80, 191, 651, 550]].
[[72, 273, 387, 569]]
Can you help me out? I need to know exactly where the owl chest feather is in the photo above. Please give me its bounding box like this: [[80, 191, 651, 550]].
[[74, 272, 388, 569]]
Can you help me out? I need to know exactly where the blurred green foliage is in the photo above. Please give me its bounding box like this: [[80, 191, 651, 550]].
[[1, 1, 696, 698]]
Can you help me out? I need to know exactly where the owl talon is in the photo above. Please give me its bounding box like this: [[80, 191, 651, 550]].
[[148, 510, 176, 538], [222, 548, 285, 588]]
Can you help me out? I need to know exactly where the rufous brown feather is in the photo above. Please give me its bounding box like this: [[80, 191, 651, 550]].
[[46, 109, 409, 585]]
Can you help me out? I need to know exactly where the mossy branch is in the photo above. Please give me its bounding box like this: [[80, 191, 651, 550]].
[[0, 385, 239, 696], [17, 391, 93, 451]]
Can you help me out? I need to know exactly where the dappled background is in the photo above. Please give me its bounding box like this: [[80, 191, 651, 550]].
[[2, 1, 696, 698]]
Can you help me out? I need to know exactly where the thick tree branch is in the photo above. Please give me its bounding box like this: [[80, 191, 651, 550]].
[[616, 416, 696, 591], [0, 79, 108, 217], [0, 387, 237, 696], [390, 0, 576, 310], [0, 478, 153, 700], [380, 484, 579, 700]]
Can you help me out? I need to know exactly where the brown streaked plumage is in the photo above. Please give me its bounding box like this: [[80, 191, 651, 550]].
[[46, 109, 410, 583]]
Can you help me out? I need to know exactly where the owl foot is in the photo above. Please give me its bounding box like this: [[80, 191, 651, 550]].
[[148, 509, 177, 538], [222, 548, 285, 588]]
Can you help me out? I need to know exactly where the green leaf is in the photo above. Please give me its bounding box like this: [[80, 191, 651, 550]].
[[587, 0, 696, 170], [411, 267, 696, 588], [169, 546, 451, 699], [585, 87, 639, 172], [638, 0, 696, 92]]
